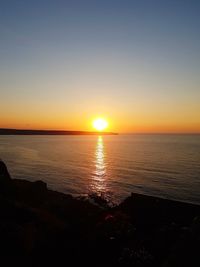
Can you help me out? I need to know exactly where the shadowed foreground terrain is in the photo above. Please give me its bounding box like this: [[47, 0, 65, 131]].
[[0, 160, 200, 267]]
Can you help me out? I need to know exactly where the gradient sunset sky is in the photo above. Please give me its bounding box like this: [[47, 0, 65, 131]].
[[0, 0, 200, 133]]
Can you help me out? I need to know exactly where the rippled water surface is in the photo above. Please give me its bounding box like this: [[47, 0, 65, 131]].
[[0, 134, 200, 203]]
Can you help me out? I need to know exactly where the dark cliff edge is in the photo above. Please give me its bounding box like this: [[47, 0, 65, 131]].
[[0, 128, 118, 135], [0, 160, 200, 267]]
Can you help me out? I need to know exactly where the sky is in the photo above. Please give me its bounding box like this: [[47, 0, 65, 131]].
[[0, 0, 200, 133]]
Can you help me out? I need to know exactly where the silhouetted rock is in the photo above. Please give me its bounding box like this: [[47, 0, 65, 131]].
[[0, 160, 12, 196], [0, 160, 11, 181], [191, 216, 200, 241], [0, 161, 199, 267]]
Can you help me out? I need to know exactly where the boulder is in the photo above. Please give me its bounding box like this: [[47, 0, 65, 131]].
[[0, 160, 11, 182]]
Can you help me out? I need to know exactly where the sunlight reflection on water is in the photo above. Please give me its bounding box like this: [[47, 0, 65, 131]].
[[90, 136, 107, 194], [0, 135, 200, 204]]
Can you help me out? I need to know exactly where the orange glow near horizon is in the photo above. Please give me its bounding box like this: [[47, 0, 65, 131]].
[[0, 119, 200, 134], [0, 111, 200, 134], [1, 1, 200, 135]]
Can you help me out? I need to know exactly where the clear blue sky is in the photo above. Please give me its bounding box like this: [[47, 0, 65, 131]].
[[0, 0, 200, 132]]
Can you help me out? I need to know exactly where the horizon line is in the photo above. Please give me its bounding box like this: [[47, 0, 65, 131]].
[[0, 128, 118, 135], [0, 128, 199, 135]]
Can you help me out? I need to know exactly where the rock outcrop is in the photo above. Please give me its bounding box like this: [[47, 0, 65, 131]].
[[0, 160, 199, 267], [0, 160, 11, 181]]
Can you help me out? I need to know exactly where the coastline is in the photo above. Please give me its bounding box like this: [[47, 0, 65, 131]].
[[0, 128, 118, 135], [0, 160, 200, 266]]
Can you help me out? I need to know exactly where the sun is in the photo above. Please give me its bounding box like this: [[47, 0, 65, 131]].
[[93, 118, 108, 131]]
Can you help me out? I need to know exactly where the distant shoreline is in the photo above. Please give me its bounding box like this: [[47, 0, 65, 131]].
[[0, 128, 118, 135]]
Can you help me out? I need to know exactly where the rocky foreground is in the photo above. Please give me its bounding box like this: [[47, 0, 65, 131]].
[[0, 160, 200, 267]]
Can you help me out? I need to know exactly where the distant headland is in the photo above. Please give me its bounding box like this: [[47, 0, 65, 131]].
[[0, 128, 118, 135]]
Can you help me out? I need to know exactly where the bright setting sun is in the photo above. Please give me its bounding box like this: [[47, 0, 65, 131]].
[[93, 118, 108, 131]]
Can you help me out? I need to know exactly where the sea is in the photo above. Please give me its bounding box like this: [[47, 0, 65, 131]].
[[0, 134, 200, 204]]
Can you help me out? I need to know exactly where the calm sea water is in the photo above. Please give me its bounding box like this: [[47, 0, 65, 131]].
[[0, 134, 200, 204]]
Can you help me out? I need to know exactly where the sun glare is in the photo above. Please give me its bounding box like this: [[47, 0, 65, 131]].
[[93, 118, 108, 131]]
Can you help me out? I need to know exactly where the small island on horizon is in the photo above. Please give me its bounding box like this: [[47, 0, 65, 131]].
[[0, 128, 118, 136]]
